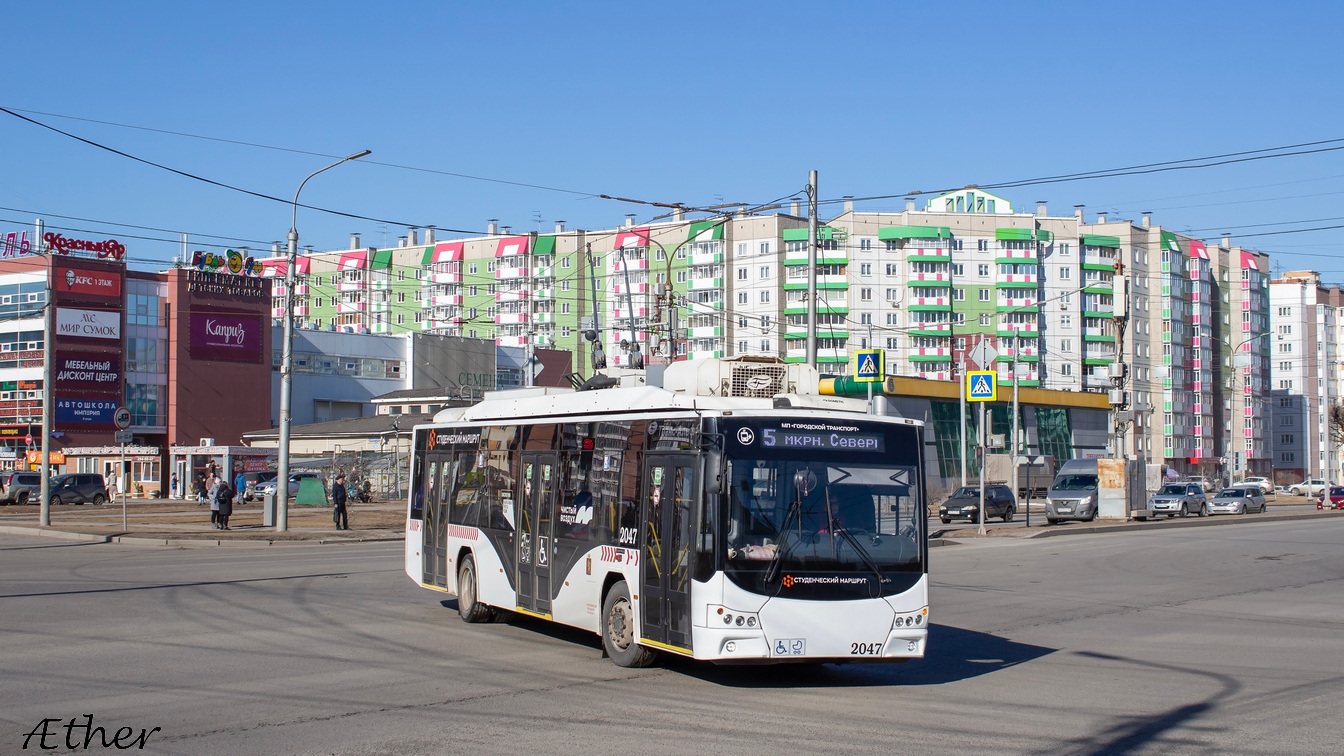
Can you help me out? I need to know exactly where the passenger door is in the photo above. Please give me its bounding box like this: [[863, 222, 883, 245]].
[[516, 452, 558, 616], [640, 455, 697, 653], [421, 455, 450, 588]]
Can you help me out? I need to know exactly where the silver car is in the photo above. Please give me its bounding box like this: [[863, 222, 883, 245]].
[[1149, 483, 1208, 518], [1208, 486, 1267, 515]]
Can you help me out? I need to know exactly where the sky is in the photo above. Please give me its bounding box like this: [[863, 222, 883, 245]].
[[3, 1, 1344, 276]]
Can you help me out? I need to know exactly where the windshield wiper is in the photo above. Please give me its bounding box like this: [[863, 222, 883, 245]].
[[832, 524, 890, 596], [763, 495, 801, 588]]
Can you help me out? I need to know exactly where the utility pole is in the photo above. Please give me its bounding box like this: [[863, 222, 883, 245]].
[[806, 170, 818, 369], [959, 361, 968, 488], [977, 401, 988, 536], [38, 220, 51, 526], [1012, 369, 1021, 522], [527, 231, 537, 386]]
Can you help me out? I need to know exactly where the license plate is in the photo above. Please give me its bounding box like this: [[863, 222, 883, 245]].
[[1057, 508, 1072, 513]]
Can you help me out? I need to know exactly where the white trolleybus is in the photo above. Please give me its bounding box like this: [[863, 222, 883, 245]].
[[404, 357, 929, 667]]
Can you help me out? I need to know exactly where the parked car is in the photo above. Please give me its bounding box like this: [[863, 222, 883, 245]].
[[1317, 486, 1344, 510], [939, 484, 1017, 524], [1208, 487, 1267, 515], [0, 471, 44, 505], [1149, 482, 1208, 518], [241, 471, 278, 501], [1045, 459, 1100, 524], [1289, 479, 1327, 497], [254, 471, 323, 498], [1238, 477, 1273, 495], [1177, 476, 1217, 493], [47, 473, 109, 506]]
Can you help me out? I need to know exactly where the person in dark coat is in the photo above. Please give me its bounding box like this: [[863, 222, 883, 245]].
[[331, 473, 349, 530], [214, 478, 234, 530]]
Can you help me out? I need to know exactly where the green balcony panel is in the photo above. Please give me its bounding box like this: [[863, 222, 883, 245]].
[[906, 278, 952, 288], [994, 227, 1035, 241], [995, 256, 1038, 264], [909, 304, 952, 312], [996, 305, 1039, 313], [995, 280, 1039, 289], [1083, 334, 1116, 342], [878, 226, 951, 240], [1081, 262, 1116, 271], [1081, 234, 1121, 248], [783, 227, 843, 241], [687, 220, 725, 241], [909, 354, 954, 362]]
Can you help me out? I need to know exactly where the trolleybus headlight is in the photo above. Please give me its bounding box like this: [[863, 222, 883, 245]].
[[895, 617, 904, 627], [906, 616, 914, 626], [723, 613, 733, 625], [747, 617, 756, 627], [736, 616, 745, 627], [907, 641, 917, 652], [914, 614, 922, 625]]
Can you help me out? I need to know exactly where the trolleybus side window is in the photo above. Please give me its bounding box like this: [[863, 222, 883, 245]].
[[448, 452, 483, 528], [481, 449, 515, 531], [409, 435, 426, 520]]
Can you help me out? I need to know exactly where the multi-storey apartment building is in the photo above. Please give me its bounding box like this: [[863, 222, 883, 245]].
[[268, 187, 1272, 478], [1268, 271, 1344, 485]]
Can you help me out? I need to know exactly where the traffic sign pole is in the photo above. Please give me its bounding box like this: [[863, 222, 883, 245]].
[[113, 407, 131, 532]]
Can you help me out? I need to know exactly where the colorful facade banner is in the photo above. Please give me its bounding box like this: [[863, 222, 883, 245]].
[[54, 397, 119, 427], [55, 308, 121, 340], [612, 228, 650, 250], [338, 250, 368, 270], [191, 249, 261, 276], [56, 266, 122, 299], [188, 313, 263, 362], [53, 351, 121, 393], [494, 236, 530, 257]]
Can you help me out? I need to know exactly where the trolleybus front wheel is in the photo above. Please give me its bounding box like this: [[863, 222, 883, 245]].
[[601, 581, 657, 668], [457, 555, 495, 623]]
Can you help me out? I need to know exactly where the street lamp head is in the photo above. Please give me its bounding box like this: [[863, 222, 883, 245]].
[[348, 150, 372, 160]]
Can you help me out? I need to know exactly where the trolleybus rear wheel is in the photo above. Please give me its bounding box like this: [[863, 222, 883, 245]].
[[601, 581, 657, 668]]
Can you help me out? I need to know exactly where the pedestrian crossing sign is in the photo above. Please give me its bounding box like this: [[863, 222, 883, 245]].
[[853, 349, 883, 383], [967, 371, 997, 401]]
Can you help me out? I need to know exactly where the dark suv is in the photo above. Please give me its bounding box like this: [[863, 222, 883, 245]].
[[48, 474, 109, 506], [0, 471, 44, 505], [939, 484, 1018, 523]]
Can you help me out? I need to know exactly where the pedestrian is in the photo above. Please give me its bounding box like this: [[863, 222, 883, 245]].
[[170, 473, 178, 499], [234, 469, 247, 508], [214, 477, 233, 530], [194, 475, 207, 505], [208, 477, 221, 528], [331, 473, 349, 530]]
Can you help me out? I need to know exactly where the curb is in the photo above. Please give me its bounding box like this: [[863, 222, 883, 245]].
[[0, 524, 111, 543], [1025, 510, 1340, 539], [0, 524, 402, 547]]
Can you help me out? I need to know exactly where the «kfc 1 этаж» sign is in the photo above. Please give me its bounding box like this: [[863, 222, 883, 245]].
[[55, 308, 121, 340], [189, 313, 262, 362], [57, 267, 122, 299]]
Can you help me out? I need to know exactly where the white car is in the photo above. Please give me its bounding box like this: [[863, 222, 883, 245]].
[[1239, 477, 1273, 494], [1288, 479, 1327, 497]]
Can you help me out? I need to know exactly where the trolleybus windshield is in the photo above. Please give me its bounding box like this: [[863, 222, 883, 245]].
[[721, 419, 924, 600]]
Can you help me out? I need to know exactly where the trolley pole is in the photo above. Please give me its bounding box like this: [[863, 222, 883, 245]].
[[806, 170, 818, 369]]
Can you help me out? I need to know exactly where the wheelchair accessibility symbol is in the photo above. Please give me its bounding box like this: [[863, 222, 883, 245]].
[[774, 638, 806, 656]]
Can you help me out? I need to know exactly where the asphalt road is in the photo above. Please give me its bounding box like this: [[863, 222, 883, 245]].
[[1, 519, 1342, 755]]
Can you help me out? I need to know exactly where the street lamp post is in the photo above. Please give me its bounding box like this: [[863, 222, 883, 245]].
[[277, 150, 370, 533]]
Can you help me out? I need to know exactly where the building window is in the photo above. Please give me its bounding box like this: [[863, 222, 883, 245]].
[[953, 288, 965, 301], [759, 291, 770, 303], [738, 292, 748, 304], [760, 340, 770, 351], [415, 312, 423, 323], [979, 289, 990, 302], [860, 263, 872, 276], [561, 302, 570, 314], [860, 313, 872, 325], [760, 266, 770, 279], [952, 264, 964, 276], [676, 271, 686, 283], [738, 268, 748, 280], [860, 238, 872, 251], [978, 264, 989, 276], [979, 314, 991, 326], [397, 313, 404, 325], [1059, 243, 1070, 256], [561, 280, 570, 291], [759, 242, 770, 255], [860, 288, 872, 301], [1061, 339, 1072, 353], [562, 326, 571, 337]]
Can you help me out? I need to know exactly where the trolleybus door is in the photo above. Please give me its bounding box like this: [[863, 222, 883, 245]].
[[516, 452, 558, 615], [640, 455, 697, 651], [422, 454, 450, 588]]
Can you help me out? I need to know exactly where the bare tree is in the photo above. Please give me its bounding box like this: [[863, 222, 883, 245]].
[[1330, 403, 1344, 447]]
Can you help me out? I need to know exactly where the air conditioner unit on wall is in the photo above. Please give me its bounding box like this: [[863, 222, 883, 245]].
[[199, 438, 216, 447]]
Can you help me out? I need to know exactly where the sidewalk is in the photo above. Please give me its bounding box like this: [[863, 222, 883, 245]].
[[0, 500, 406, 546]]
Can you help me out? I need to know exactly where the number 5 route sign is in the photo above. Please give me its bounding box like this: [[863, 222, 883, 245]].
[[967, 371, 997, 402], [853, 349, 883, 383]]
